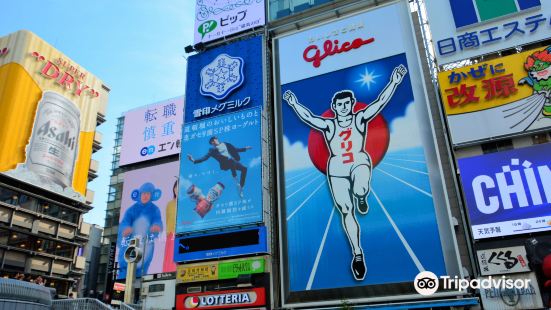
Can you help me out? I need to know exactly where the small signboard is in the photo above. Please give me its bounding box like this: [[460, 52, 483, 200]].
[[479, 272, 543, 310], [177, 257, 266, 283], [477, 246, 530, 276]]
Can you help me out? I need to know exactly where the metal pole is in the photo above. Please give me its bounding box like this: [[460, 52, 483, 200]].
[[139, 233, 149, 306]]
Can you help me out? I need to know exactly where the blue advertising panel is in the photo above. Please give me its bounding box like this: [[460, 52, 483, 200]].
[[177, 107, 262, 233], [174, 226, 267, 262], [276, 1, 461, 305], [458, 143, 551, 240], [115, 161, 179, 279], [184, 35, 264, 123]]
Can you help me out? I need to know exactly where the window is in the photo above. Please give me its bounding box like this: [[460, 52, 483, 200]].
[[105, 210, 120, 227], [59, 208, 79, 224], [54, 243, 74, 258], [2, 230, 32, 250], [18, 194, 37, 212], [0, 187, 21, 206], [532, 133, 549, 145], [0, 228, 74, 259], [481, 139, 513, 154], [3, 251, 26, 272], [269, 0, 335, 21], [107, 186, 117, 203], [148, 283, 165, 293]]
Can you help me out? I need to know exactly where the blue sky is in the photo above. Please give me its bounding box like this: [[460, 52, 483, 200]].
[[1, 1, 195, 226]]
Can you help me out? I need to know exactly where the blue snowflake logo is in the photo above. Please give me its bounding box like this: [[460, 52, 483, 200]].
[[200, 53, 245, 100]]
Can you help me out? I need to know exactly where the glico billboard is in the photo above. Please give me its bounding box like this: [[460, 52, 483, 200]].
[[0, 30, 108, 200], [437, 45, 551, 145], [274, 1, 462, 306]]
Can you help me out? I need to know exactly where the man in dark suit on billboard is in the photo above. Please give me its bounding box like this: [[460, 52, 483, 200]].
[[187, 136, 252, 197]]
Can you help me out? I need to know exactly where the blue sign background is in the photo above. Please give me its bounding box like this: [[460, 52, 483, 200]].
[[184, 35, 263, 122], [281, 53, 446, 292], [174, 226, 267, 262], [458, 143, 551, 226], [177, 107, 263, 233]]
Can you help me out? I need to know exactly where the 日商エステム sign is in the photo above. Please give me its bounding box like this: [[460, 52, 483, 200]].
[[424, 0, 551, 65]]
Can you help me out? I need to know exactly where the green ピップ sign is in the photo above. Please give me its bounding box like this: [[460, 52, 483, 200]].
[[178, 257, 266, 283], [218, 258, 265, 280]]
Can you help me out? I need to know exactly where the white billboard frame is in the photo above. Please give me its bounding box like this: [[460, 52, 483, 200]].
[[272, 0, 465, 307], [424, 0, 551, 65]]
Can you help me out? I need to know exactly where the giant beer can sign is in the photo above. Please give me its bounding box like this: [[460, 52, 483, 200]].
[[26, 91, 80, 188], [0, 30, 109, 200]]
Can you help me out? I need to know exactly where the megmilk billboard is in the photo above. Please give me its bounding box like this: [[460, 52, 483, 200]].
[[177, 35, 264, 234], [0, 30, 108, 200], [116, 161, 178, 279], [275, 1, 461, 305]]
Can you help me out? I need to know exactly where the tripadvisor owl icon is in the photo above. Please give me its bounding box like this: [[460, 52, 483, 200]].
[[414, 271, 439, 296]]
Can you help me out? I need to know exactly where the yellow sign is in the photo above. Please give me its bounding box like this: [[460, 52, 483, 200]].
[[437, 45, 551, 145], [437, 46, 548, 115], [0, 30, 108, 199], [177, 263, 218, 283]]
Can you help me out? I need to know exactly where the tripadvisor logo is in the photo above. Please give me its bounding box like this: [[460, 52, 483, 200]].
[[413, 271, 532, 296]]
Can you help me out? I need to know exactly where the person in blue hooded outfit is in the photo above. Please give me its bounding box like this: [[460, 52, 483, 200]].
[[117, 182, 163, 279]]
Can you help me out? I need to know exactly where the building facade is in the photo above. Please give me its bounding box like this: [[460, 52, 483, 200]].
[[0, 30, 109, 297], [78, 223, 103, 298], [97, 97, 184, 307], [98, 0, 551, 309]]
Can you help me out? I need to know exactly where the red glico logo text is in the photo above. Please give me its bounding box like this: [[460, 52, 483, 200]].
[[303, 37, 375, 68]]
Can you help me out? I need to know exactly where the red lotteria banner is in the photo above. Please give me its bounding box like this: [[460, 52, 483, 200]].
[[176, 288, 265, 310]]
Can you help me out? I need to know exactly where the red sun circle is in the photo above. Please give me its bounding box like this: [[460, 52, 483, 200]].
[[307, 102, 390, 175]]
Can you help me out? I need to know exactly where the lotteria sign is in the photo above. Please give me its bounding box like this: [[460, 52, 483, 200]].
[[458, 143, 551, 239], [176, 288, 265, 309]]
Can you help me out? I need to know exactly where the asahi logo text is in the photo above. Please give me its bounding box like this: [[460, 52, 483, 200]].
[[31, 51, 100, 98], [36, 120, 77, 151]]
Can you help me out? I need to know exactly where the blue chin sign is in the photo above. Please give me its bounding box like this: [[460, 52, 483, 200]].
[[458, 143, 551, 240]]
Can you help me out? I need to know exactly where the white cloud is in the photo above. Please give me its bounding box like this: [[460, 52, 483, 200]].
[[283, 135, 314, 171], [388, 101, 422, 151], [248, 156, 261, 168]]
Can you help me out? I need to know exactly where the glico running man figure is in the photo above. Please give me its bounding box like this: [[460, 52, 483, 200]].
[[283, 65, 407, 280]]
